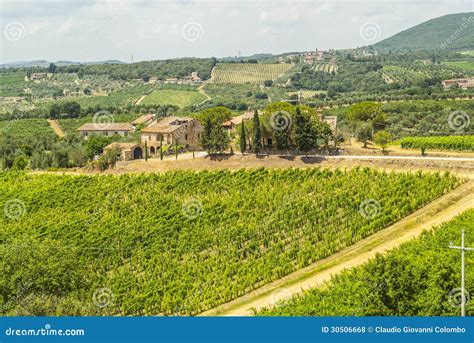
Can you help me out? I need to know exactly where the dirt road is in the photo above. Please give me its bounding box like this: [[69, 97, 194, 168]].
[[135, 95, 147, 105], [198, 84, 212, 104], [47, 119, 65, 138], [109, 153, 474, 176], [200, 180, 474, 316]]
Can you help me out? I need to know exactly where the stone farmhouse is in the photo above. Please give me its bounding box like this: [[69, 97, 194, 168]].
[[77, 115, 203, 161], [77, 123, 135, 138], [141, 116, 203, 151], [104, 142, 144, 160], [442, 78, 474, 90]]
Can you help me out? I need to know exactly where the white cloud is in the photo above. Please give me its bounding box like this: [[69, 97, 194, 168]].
[[0, 0, 472, 63], [26, 20, 49, 35]]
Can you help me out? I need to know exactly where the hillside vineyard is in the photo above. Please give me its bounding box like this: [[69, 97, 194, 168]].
[[0, 169, 459, 315], [257, 210, 474, 316]]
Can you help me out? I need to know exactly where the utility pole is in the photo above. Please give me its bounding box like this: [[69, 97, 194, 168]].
[[449, 230, 474, 317]]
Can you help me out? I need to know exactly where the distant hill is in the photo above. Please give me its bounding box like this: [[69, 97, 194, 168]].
[[372, 12, 474, 52], [0, 59, 125, 69], [0, 60, 50, 68]]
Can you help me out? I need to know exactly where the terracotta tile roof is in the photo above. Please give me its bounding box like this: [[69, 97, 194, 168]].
[[141, 116, 194, 134], [77, 123, 134, 131], [227, 110, 261, 126], [131, 114, 154, 125]]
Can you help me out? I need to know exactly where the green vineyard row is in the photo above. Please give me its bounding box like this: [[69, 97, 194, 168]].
[[400, 135, 474, 151], [0, 168, 459, 315], [258, 209, 474, 316]]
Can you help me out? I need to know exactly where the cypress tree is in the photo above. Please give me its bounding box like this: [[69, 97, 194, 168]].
[[252, 110, 262, 155], [239, 122, 247, 153]]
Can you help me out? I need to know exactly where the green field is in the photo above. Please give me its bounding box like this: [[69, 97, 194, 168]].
[[0, 169, 458, 315], [0, 118, 55, 141], [258, 209, 474, 316], [211, 63, 293, 84], [0, 74, 25, 86], [400, 135, 474, 152], [140, 89, 206, 108], [0, 73, 29, 97], [442, 61, 474, 72]]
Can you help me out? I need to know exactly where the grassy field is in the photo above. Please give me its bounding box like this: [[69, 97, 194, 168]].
[[442, 61, 474, 72], [0, 74, 25, 86], [140, 89, 206, 108], [0, 73, 29, 97], [211, 63, 293, 84], [0, 169, 458, 315]]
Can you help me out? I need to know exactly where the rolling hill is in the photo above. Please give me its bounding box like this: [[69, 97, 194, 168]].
[[373, 12, 474, 52]]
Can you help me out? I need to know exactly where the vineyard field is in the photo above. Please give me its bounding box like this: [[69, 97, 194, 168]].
[[258, 209, 474, 316], [0, 169, 459, 316], [400, 135, 474, 151], [0, 118, 55, 141], [442, 61, 474, 72], [211, 63, 293, 84], [313, 63, 338, 74], [381, 66, 429, 84]]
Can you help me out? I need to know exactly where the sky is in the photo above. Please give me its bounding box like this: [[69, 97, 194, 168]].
[[0, 0, 473, 63]]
